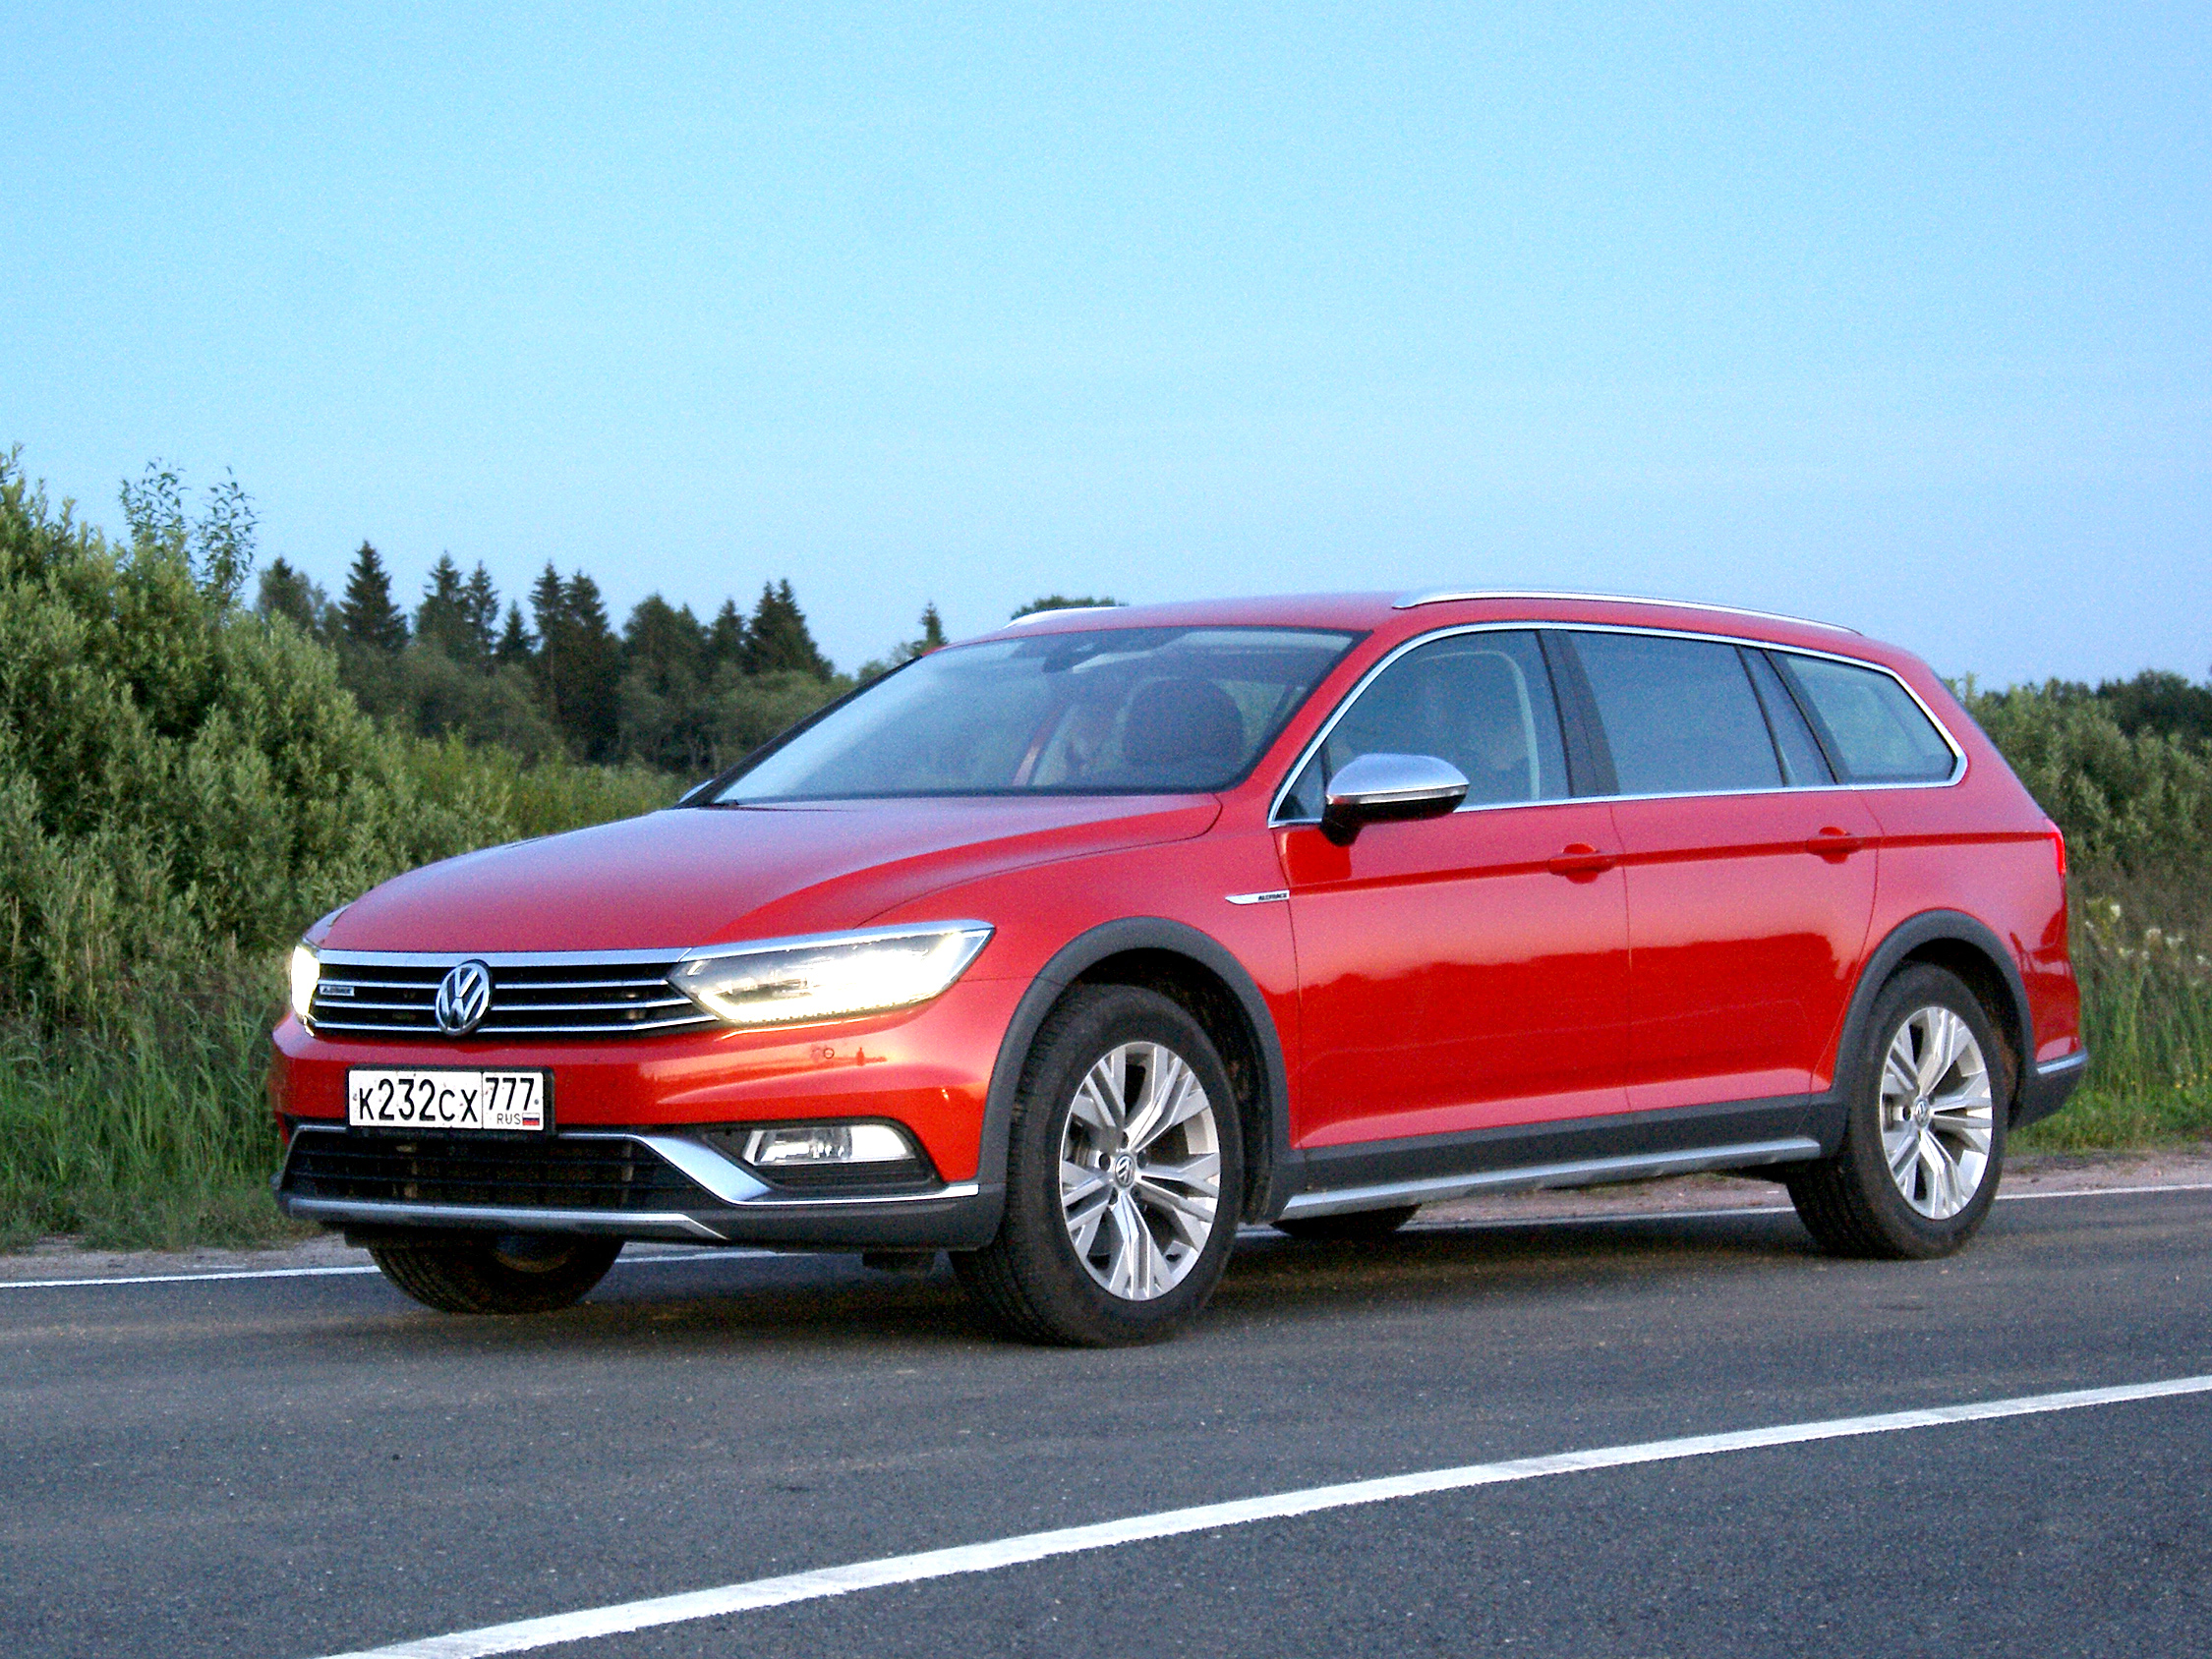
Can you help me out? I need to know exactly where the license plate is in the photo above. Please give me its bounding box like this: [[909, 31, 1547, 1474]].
[[346, 1069, 550, 1132]]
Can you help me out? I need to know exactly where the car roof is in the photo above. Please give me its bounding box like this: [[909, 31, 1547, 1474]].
[[973, 590, 1870, 658]]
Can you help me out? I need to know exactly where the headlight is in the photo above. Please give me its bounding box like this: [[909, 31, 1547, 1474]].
[[669, 923, 993, 1028], [288, 944, 320, 1025]]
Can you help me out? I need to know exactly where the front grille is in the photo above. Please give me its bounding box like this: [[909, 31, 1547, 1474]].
[[310, 956, 717, 1040], [282, 1130, 716, 1212]]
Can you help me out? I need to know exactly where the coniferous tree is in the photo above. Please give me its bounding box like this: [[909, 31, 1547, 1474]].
[[256, 557, 329, 637], [559, 572, 622, 760], [741, 580, 832, 679], [462, 563, 500, 661], [706, 598, 748, 672], [414, 554, 474, 661], [623, 596, 708, 695], [528, 567, 622, 760], [339, 542, 408, 653], [494, 602, 534, 667], [915, 602, 947, 653]]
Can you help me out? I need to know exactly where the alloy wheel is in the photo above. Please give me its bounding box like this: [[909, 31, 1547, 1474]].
[[1878, 1003, 1995, 1220], [1058, 1040, 1223, 1300]]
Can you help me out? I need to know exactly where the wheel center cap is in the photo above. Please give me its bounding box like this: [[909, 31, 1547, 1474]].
[[1912, 1096, 1932, 1128], [1109, 1152, 1136, 1190]]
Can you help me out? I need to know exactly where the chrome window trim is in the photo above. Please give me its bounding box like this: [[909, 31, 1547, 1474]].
[[1269, 620, 1965, 827], [1391, 589, 1860, 635]]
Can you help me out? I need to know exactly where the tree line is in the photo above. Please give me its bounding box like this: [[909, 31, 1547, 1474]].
[[257, 544, 941, 776]]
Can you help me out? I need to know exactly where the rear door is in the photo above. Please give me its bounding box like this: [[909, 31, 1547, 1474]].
[[1557, 629, 1880, 1112], [1278, 628, 1632, 1149]]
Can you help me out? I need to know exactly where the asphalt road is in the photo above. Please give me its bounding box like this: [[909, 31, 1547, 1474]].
[[2, 1184, 2207, 1659]]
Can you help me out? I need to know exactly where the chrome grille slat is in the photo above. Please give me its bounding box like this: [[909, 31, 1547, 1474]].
[[476, 1015, 718, 1036], [309, 954, 711, 1042], [480, 997, 697, 1013]]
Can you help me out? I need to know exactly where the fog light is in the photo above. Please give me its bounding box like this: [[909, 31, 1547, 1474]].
[[744, 1123, 913, 1167]]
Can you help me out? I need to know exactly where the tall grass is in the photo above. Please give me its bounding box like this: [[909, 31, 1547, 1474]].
[[2019, 885, 2212, 1152], [0, 970, 291, 1251], [0, 742, 678, 1251]]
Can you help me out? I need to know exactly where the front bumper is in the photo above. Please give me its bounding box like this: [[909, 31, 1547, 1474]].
[[273, 1125, 1005, 1249]]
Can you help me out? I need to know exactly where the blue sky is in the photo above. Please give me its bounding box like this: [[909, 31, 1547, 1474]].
[[4, 4, 2205, 682]]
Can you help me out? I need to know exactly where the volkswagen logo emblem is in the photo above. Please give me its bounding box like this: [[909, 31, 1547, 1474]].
[[434, 960, 494, 1036]]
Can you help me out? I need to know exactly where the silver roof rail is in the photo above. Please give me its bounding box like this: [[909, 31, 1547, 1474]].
[[1003, 605, 1124, 627], [1391, 589, 1860, 635]]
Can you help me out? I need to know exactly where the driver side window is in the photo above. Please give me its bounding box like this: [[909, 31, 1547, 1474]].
[[1277, 630, 1571, 821]]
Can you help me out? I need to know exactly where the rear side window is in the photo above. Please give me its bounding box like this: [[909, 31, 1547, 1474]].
[[1278, 630, 1570, 819], [1777, 655, 1957, 783], [1743, 650, 1834, 786], [1568, 632, 1782, 796]]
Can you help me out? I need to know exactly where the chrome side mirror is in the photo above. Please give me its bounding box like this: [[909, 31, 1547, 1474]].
[[1319, 752, 1470, 845]]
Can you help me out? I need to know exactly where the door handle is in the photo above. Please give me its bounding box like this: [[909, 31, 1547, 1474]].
[[1546, 842, 1616, 878], [1806, 827, 1864, 859]]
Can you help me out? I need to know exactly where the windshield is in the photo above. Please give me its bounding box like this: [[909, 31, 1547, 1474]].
[[711, 626, 1360, 802]]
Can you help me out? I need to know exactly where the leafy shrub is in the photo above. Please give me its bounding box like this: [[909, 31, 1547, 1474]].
[[0, 457, 504, 1027], [1964, 681, 2212, 881], [0, 453, 675, 1246]]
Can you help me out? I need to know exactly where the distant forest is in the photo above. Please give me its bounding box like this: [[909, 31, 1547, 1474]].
[[257, 542, 1113, 778]]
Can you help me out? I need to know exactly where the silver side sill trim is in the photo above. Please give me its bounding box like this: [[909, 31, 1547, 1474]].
[[278, 1196, 728, 1241], [2036, 1052, 2089, 1078], [1277, 1136, 1825, 1220]]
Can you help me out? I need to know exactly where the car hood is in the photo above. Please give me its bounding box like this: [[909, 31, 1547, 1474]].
[[320, 796, 1221, 955]]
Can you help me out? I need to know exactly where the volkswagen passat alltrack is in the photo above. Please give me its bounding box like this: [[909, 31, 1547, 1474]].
[[270, 592, 2085, 1344]]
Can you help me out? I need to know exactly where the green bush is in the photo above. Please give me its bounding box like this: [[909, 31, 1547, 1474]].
[[0, 454, 673, 1247], [1962, 684, 2212, 1149]]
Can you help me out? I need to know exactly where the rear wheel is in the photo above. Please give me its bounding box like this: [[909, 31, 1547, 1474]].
[[954, 987, 1243, 1346], [1275, 1205, 1419, 1241], [369, 1233, 622, 1314], [1788, 965, 2008, 1259]]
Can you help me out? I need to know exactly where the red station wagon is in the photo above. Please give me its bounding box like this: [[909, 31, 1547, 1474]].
[[270, 592, 2085, 1344]]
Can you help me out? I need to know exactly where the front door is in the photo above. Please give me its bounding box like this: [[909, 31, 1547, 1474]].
[[1278, 629, 1632, 1149]]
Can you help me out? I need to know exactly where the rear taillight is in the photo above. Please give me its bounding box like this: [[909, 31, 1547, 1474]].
[[2049, 823, 2067, 882]]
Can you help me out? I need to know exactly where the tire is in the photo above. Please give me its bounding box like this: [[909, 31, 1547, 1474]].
[[369, 1233, 622, 1315], [1275, 1205, 1420, 1242], [1788, 965, 2009, 1260], [954, 986, 1244, 1346]]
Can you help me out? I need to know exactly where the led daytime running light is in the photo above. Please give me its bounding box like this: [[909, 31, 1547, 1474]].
[[288, 944, 320, 1025], [669, 924, 992, 1028]]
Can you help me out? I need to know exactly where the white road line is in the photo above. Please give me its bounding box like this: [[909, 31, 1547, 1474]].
[[312, 1371, 2212, 1659], [0, 1247, 782, 1291], [2002, 1178, 2212, 1202]]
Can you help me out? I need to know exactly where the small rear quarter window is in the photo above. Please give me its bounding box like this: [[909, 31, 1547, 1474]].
[[1778, 655, 1957, 783]]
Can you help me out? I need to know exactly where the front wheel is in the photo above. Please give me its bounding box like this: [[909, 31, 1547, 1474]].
[[955, 987, 1243, 1346], [369, 1233, 622, 1314], [1788, 965, 2008, 1259]]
